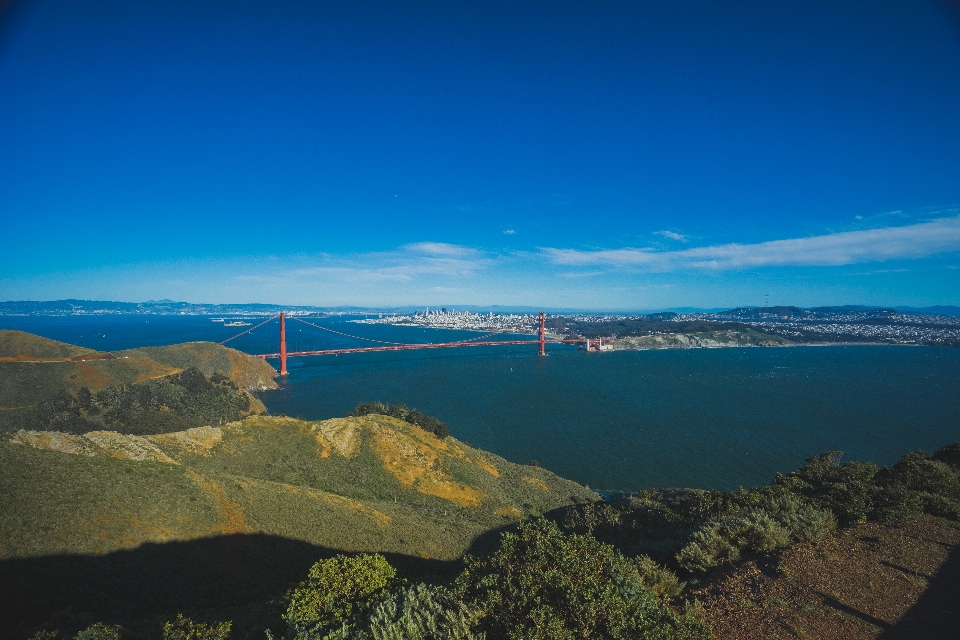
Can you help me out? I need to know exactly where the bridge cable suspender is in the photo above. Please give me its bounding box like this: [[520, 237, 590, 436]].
[[290, 316, 503, 346], [289, 316, 504, 346], [289, 316, 422, 345], [219, 314, 280, 345]]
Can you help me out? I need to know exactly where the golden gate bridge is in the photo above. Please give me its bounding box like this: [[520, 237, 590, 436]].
[[220, 312, 589, 375]]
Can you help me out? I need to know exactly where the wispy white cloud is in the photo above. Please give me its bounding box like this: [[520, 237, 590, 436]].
[[503, 229, 516, 235], [402, 242, 481, 258], [653, 230, 688, 242], [544, 217, 960, 271], [237, 242, 491, 287]]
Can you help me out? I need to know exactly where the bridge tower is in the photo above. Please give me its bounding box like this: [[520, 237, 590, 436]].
[[279, 312, 288, 375], [538, 311, 546, 356]]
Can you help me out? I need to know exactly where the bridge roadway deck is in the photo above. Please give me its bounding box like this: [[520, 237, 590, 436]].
[[258, 338, 582, 359]]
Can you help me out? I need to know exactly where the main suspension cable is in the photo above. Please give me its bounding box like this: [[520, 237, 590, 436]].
[[219, 314, 278, 344], [291, 316, 429, 345]]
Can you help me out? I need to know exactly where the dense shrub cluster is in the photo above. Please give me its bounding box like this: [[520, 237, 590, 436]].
[[281, 522, 704, 640], [350, 401, 449, 439], [562, 442, 960, 575], [282, 553, 481, 639], [773, 446, 960, 525], [24, 368, 252, 435], [674, 492, 835, 572], [32, 616, 232, 640], [162, 615, 231, 640], [455, 519, 706, 640]]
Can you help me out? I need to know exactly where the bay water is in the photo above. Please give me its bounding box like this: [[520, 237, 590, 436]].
[[2, 314, 958, 492]]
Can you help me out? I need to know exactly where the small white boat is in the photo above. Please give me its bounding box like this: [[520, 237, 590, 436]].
[[224, 321, 251, 327]]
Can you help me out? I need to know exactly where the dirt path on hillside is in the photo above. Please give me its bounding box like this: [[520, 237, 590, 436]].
[[687, 515, 960, 639]]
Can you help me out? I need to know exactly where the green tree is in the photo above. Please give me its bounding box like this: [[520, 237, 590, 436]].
[[364, 583, 483, 640], [455, 518, 708, 640], [162, 614, 231, 640], [286, 554, 398, 639], [75, 623, 123, 640]]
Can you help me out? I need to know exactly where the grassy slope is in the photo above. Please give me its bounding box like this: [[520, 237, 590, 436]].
[[1, 415, 597, 562], [0, 330, 103, 361], [116, 342, 278, 391], [0, 331, 276, 416]]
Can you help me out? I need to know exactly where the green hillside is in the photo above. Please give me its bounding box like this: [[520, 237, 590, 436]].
[[0, 330, 103, 361], [1, 414, 595, 561], [0, 330, 277, 412]]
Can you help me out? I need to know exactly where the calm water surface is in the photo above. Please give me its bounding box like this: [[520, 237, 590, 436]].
[[3, 314, 958, 492]]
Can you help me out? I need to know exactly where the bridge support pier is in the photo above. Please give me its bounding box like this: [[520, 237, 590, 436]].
[[538, 311, 546, 356], [279, 312, 288, 375]]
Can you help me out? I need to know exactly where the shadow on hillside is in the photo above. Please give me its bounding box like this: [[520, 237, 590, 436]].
[[0, 525, 510, 638], [878, 537, 960, 640]]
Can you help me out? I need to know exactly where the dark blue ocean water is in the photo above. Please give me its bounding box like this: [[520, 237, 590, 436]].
[[3, 314, 958, 492]]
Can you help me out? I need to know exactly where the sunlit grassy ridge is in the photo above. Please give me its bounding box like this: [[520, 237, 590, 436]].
[[0, 330, 276, 416], [1, 414, 597, 562], [0, 330, 103, 361]]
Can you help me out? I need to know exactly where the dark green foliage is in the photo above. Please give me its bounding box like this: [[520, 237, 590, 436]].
[[74, 623, 124, 640], [285, 554, 398, 639], [351, 402, 450, 439], [778, 448, 960, 526], [363, 583, 483, 640], [889, 451, 960, 499], [31, 389, 97, 432], [918, 492, 960, 520], [634, 556, 684, 600], [169, 367, 214, 394], [455, 518, 709, 640], [76, 387, 94, 411], [870, 484, 924, 522], [162, 614, 231, 640], [561, 488, 752, 564], [933, 443, 960, 472], [387, 403, 409, 421], [351, 402, 389, 417], [19, 369, 253, 435]]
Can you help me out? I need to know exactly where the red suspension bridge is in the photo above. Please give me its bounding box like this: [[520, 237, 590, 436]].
[[221, 312, 591, 375]]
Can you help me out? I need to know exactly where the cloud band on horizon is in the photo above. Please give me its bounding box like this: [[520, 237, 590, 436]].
[[543, 216, 960, 271]]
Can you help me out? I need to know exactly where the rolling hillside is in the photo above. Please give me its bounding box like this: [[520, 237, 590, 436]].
[[0, 330, 277, 414], [0, 414, 597, 635], [2, 414, 596, 560]]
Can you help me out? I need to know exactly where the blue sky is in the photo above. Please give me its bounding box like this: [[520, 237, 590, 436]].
[[1, 0, 959, 310]]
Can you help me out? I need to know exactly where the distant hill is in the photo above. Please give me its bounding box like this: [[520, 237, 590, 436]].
[[0, 330, 277, 412], [894, 305, 960, 317], [0, 299, 332, 316]]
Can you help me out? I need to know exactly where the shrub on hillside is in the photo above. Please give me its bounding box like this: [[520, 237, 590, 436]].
[[933, 443, 960, 472], [675, 492, 836, 573], [350, 401, 389, 417], [350, 402, 450, 439], [918, 493, 960, 520], [285, 554, 398, 639], [162, 615, 231, 640], [456, 518, 709, 640], [634, 555, 684, 600], [363, 583, 483, 640], [27, 389, 98, 433], [888, 451, 960, 499]]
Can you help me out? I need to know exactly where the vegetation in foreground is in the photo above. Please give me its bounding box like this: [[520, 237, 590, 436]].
[[9, 433, 958, 640]]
